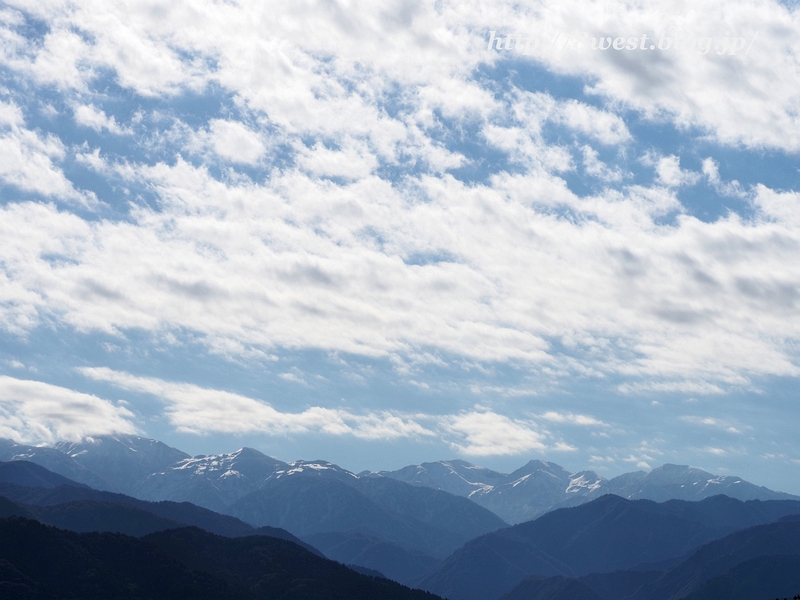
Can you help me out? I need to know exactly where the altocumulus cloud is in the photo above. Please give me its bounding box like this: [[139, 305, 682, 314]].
[[0, 0, 798, 473]]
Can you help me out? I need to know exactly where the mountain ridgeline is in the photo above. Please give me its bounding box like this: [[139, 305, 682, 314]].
[[1, 434, 800, 598], [416, 494, 800, 600], [375, 458, 799, 524]]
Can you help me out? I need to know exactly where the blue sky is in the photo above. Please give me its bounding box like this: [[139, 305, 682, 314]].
[[1, 0, 799, 492]]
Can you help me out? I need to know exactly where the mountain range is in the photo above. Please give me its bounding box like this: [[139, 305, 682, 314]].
[[4, 436, 795, 523], [375, 459, 799, 523], [3, 460, 799, 599], [2, 434, 799, 592]]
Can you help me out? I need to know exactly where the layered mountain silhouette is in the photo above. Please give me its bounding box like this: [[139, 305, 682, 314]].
[[499, 517, 800, 600], [0, 457, 501, 586], [0, 462, 318, 552], [0, 438, 110, 490], [2, 434, 799, 593], [0, 516, 442, 600], [4, 436, 795, 526], [304, 531, 441, 585], [376, 459, 799, 524], [418, 494, 800, 600]]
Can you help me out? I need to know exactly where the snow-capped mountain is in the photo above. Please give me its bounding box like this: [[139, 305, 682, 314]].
[[2, 435, 797, 526], [54, 435, 190, 496], [374, 459, 605, 523], [136, 447, 288, 513], [137, 451, 365, 513], [376, 459, 507, 498], [376, 459, 799, 524], [556, 463, 799, 507], [0, 438, 111, 490]]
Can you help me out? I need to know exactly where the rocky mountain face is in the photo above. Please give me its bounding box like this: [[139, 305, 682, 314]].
[[0, 439, 111, 490], [376, 459, 799, 524], [135, 448, 288, 513], [54, 436, 190, 496]]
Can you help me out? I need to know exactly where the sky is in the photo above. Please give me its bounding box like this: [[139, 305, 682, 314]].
[[0, 0, 799, 492]]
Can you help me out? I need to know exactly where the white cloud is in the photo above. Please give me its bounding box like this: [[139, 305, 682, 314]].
[[554, 99, 631, 145], [649, 154, 701, 188], [78, 367, 435, 440], [297, 138, 378, 180], [71, 368, 590, 456], [752, 185, 800, 226], [0, 375, 138, 443], [539, 411, 609, 427], [681, 415, 743, 434], [0, 154, 798, 391], [0, 0, 797, 398], [702, 158, 746, 198], [73, 104, 130, 135], [0, 100, 93, 204], [582, 145, 625, 182], [618, 381, 727, 395], [442, 411, 548, 456], [207, 119, 266, 165]]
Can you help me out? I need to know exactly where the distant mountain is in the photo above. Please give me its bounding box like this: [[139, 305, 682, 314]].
[[228, 473, 506, 559], [33, 499, 190, 537], [135, 450, 507, 560], [631, 515, 800, 600], [680, 554, 800, 600], [0, 439, 111, 490], [557, 463, 799, 506], [136, 447, 287, 513], [304, 531, 440, 586], [500, 517, 800, 600], [0, 495, 37, 520], [377, 459, 799, 523], [418, 494, 800, 600], [0, 459, 89, 489], [0, 461, 313, 543], [4, 434, 799, 595], [500, 575, 603, 600], [1, 456, 502, 568], [380, 459, 508, 497], [0, 446, 504, 585], [55, 435, 190, 496], [0, 517, 442, 600]]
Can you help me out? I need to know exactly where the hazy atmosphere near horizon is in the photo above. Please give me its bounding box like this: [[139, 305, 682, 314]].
[[1, 0, 799, 493]]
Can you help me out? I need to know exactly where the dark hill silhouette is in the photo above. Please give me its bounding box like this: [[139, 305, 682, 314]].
[[0, 481, 254, 538], [681, 554, 800, 600], [304, 531, 440, 586], [500, 575, 603, 600], [0, 460, 90, 489], [420, 494, 800, 600], [632, 517, 800, 600], [0, 516, 442, 600], [0, 486, 321, 555], [499, 517, 800, 600]]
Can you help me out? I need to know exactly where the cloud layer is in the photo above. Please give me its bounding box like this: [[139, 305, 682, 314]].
[[0, 0, 797, 476]]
